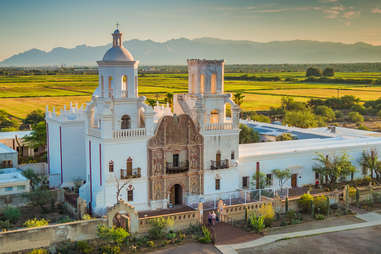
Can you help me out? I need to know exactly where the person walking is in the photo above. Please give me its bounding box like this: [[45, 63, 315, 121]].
[[207, 211, 212, 226], [211, 211, 216, 226]]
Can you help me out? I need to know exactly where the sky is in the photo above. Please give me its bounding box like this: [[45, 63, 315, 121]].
[[0, 0, 381, 61]]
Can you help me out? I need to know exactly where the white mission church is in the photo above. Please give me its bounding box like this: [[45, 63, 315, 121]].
[[46, 29, 381, 215]]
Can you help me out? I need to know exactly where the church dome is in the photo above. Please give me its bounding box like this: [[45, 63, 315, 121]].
[[103, 47, 134, 61], [102, 27, 134, 62]]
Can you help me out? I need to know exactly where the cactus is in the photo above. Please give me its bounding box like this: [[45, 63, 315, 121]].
[[326, 196, 330, 216], [355, 188, 360, 207], [244, 207, 248, 222], [285, 196, 289, 213]]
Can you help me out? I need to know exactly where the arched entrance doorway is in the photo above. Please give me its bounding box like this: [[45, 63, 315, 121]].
[[170, 184, 183, 206]]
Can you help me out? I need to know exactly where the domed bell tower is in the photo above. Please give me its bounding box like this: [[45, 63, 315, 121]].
[[96, 28, 139, 100]]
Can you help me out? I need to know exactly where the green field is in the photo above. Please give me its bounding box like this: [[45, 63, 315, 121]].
[[1, 72, 381, 118]]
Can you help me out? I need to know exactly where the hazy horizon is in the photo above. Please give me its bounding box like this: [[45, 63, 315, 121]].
[[1, 0, 381, 61]]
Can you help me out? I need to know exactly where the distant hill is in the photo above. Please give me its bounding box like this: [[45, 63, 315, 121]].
[[1, 38, 381, 66]]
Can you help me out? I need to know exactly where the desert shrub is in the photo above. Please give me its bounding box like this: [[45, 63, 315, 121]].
[[100, 244, 121, 254], [0, 220, 10, 231], [315, 214, 325, 220], [147, 240, 155, 248], [97, 225, 129, 247], [82, 214, 91, 220], [199, 225, 212, 244], [348, 186, 356, 201], [58, 216, 73, 223], [166, 231, 176, 240], [24, 218, 48, 228], [348, 111, 364, 123], [148, 217, 174, 240], [298, 193, 313, 213], [27, 249, 48, 254], [313, 195, 328, 214], [259, 203, 275, 227], [2, 206, 20, 224], [75, 241, 93, 254], [248, 213, 265, 233]]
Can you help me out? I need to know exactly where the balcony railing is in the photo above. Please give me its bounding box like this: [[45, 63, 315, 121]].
[[210, 159, 229, 170], [113, 128, 146, 139], [120, 168, 141, 179], [204, 123, 233, 131], [166, 160, 189, 174]]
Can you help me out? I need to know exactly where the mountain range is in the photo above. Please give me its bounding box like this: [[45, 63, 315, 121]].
[[1, 38, 381, 66]]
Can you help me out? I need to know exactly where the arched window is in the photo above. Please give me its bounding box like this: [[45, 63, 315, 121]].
[[101, 75, 104, 97], [122, 75, 128, 97], [109, 161, 114, 172], [210, 109, 219, 124], [211, 73, 216, 94], [108, 76, 113, 97], [127, 157, 132, 170], [200, 74, 205, 94], [127, 189, 133, 201], [121, 115, 131, 129]]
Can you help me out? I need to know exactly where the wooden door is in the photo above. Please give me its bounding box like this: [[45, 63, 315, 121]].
[[291, 174, 297, 188], [216, 152, 221, 168]]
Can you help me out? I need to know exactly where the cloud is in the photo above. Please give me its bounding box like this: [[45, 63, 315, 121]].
[[321, 4, 359, 25], [371, 8, 381, 14]]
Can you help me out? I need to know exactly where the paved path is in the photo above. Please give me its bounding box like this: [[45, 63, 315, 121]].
[[215, 212, 381, 254]]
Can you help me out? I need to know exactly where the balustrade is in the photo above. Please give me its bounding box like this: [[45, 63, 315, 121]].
[[120, 168, 141, 179]]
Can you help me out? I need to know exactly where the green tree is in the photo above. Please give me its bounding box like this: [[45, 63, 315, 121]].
[[0, 110, 18, 131], [281, 97, 307, 111], [164, 93, 173, 107], [25, 188, 53, 213], [2, 206, 21, 224], [233, 91, 245, 106], [313, 153, 356, 185], [23, 110, 45, 128], [306, 67, 321, 77], [23, 121, 46, 149], [348, 111, 364, 123], [239, 124, 260, 144], [250, 113, 271, 123], [276, 133, 295, 141], [272, 169, 292, 189], [359, 149, 381, 179], [284, 110, 324, 128], [251, 172, 266, 189], [146, 98, 156, 107], [22, 169, 48, 191], [314, 105, 336, 122], [322, 67, 335, 77]]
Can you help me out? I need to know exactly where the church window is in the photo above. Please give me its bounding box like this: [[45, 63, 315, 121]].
[[109, 161, 114, 172], [231, 151, 235, 160], [122, 75, 128, 97], [127, 190, 133, 201], [242, 176, 249, 188], [211, 73, 216, 94], [200, 74, 205, 94], [215, 178, 220, 190], [121, 115, 131, 129], [101, 75, 104, 97], [108, 76, 113, 97], [173, 154, 179, 168], [210, 110, 219, 124], [266, 174, 273, 186]]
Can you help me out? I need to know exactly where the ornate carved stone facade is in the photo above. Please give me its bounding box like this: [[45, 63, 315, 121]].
[[148, 114, 203, 203]]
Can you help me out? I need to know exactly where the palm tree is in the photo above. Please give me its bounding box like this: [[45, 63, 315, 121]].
[[360, 149, 381, 180], [233, 92, 245, 106]]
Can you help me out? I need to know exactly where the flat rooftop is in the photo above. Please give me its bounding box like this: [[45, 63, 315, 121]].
[[239, 120, 381, 158], [0, 168, 28, 184], [0, 143, 16, 154]]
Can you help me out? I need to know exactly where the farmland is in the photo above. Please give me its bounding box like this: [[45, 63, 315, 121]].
[[1, 72, 381, 118]]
